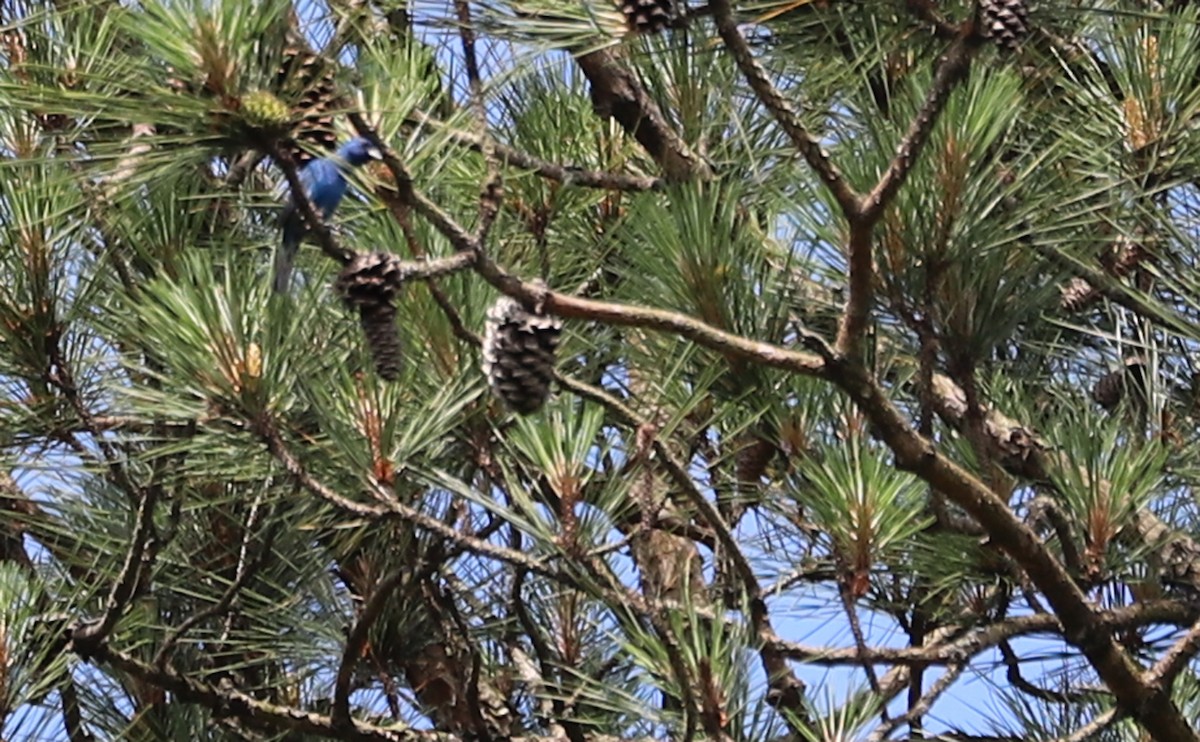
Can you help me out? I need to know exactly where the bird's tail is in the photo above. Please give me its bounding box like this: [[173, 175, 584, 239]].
[[273, 229, 299, 294]]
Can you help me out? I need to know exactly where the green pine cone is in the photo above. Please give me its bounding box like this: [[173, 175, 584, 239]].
[[239, 90, 291, 130]]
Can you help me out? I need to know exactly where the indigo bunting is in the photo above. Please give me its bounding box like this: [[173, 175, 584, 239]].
[[274, 137, 382, 294]]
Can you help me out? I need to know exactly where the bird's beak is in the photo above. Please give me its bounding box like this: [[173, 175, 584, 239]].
[[367, 147, 383, 160]]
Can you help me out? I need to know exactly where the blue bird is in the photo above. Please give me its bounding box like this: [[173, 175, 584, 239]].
[[274, 136, 382, 294]]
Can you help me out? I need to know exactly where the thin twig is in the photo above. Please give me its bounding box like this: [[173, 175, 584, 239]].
[[708, 0, 860, 217], [1028, 496, 1085, 579], [838, 580, 887, 711], [153, 493, 276, 669], [1144, 615, 1200, 688], [579, 553, 700, 742], [388, 190, 480, 345], [364, 480, 566, 585], [998, 641, 1097, 704], [257, 418, 387, 518], [452, 0, 504, 244], [763, 597, 1200, 667], [407, 112, 663, 192], [554, 371, 810, 726], [1059, 708, 1121, 742], [332, 567, 416, 727], [79, 641, 425, 741], [866, 662, 967, 742], [71, 483, 160, 652], [859, 37, 977, 221], [512, 569, 585, 742], [257, 417, 568, 585]]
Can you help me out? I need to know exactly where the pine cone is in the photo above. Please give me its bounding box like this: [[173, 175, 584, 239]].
[[482, 296, 562, 414], [1059, 276, 1095, 313], [735, 436, 778, 484], [1060, 236, 1149, 313], [978, 0, 1029, 51], [1092, 356, 1148, 410], [336, 252, 405, 381], [275, 45, 340, 164], [240, 90, 290, 131], [618, 0, 674, 34]]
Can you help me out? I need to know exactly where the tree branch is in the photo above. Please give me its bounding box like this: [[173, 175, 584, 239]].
[[859, 37, 977, 221], [553, 372, 811, 725], [333, 567, 416, 727], [770, 601, 1196, 666], [153, 494, 275, 669], [70, 481, 160, 653], [829, 357, 1198, 741], [866, 661, 966, 742], [1060, 708, 1121, 742], [834, 221, 876, 357], [408, 112, 663, 192], [1143, 615, 1200, 690], [574, 47, 711, 182], [929, 372, 1200, 597], [709, 0, 860, 217], [452, 0, 503, 244]]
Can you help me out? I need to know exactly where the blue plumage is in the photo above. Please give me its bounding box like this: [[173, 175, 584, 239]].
[[273, 137, 382, 294]]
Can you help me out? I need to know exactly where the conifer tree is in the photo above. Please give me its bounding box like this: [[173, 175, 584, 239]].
[[3, 1, 1200, 740]]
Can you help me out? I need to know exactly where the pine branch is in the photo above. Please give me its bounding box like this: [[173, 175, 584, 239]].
[[153, 493, 276, 670], [1027, 496, 1085, 581], [829, 357, 1199, 741], [451, 0, 503, 245], [256, 415, 573, 589], [1059, 709, 1121, 742], [928, 373, 1200, 598], [473, 257, 826, 377], [70, 481, 160, 655], [553, 372, 811, 728], [574, 46, 711, 182], [865, 661, 967, 742], [834, 222, 875, 358], [333, 567, 417, 728], [256, 416, 388, 519], [1038, 241, 1199, 339], [771, 601, 1196, 666], [838, 579, 887, 707], [84, 640, 441, 741], [1144, 614, 1200, 689], [998, 641, 1098, 704], [357, 120, 829, 383], [859, 37, 977, 221], [86, 631, 672, 742], [708, 0, 860, 217], [839, 36, 976, 357], [406, 111, 663, 192]]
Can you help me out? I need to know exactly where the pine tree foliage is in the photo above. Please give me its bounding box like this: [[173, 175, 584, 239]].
[[7, 0, 1200, 740]]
